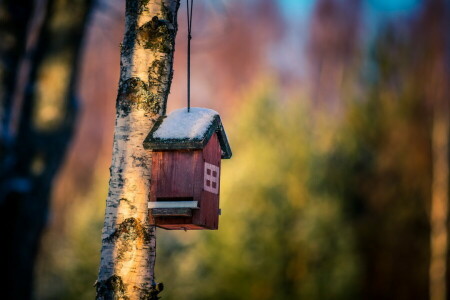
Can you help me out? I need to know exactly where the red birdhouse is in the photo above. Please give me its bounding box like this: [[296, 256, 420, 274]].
[[143, 108, 232, 230]]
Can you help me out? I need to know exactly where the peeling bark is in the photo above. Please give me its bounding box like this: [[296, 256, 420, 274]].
[[97, 1, 180, 299]]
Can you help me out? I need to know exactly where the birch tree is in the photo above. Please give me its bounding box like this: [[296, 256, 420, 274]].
[[96, 1, 180, 299]]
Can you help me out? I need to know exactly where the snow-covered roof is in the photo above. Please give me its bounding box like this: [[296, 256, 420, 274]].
[[153, 108, 218, 139], [143, 107, 232, 159]]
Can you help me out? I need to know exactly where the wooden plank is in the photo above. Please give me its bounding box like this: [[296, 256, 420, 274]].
[[157, 224, 207, 230], [199, 133, 221, 229], [202, 133, 222, 165], [191, 150, 203, 224], [155, 150, 196, 197], [148, 201, 198, 209], [151, 208, 192, 217], [153, 216, 192, 226], [149, 151, 162, 224], [198, 190, 219, 230]]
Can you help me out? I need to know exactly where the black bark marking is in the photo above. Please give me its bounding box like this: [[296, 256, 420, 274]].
[[95, 274, 129, 300], [138, 0, 150, 14], [125, 0, 149, 15], [95, 276, 164, 300], [122, 0, 141, 57], [119, 198, 137, 211], [104, 218, 153, 262], [139, 282, 164, 300], [148, 59, 169, 87], [118, 77, 149, 106], [161, 2, 174, 24], [148, 59, 172, 114], [137, 16, 175, 53], [117, 77, 161, 114], [131, 154, 148, 168], [104, 217, 152, 243]]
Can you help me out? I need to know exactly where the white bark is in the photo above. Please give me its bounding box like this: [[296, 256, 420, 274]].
[[97, 1, 179, 299]]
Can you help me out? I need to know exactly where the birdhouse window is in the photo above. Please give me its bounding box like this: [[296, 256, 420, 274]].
[[204, 162, 220, 194]]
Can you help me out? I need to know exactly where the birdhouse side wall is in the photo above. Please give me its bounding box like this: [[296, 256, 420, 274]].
[[192, 133, 222, 229]]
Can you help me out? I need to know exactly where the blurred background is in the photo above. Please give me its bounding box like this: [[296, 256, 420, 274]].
[[0, 0, 449, 299]]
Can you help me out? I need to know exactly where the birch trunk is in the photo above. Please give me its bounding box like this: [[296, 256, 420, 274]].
[[96, 1, 180, 299]]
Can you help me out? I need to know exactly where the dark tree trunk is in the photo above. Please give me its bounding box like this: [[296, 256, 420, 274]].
[[0, 0, 93, 298], [0, 0, 34, 142]]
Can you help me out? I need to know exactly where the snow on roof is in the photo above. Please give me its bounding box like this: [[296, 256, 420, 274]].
[[153, 107, 219, 140]]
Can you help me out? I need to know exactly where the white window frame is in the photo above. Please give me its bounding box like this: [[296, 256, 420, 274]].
[[204, 162, 220, 194]]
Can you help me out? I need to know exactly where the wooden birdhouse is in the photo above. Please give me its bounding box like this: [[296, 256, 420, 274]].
[[143, 108, 232, 230]]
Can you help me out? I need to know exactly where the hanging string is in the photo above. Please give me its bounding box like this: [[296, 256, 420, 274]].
[[186, 0, 194, 112]]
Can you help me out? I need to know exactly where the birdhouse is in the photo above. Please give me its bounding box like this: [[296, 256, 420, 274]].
[[143, 108, 232, 230]]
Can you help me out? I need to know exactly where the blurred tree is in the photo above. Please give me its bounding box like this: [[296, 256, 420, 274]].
[[418, 1, 450, 300], [308, 0, 361, 110], [0, 0, 93, 298], [319, 12, 448, 298], [96, 1, 180, 299], [0, 0, 34, 141], [324, 87, 431, 300]]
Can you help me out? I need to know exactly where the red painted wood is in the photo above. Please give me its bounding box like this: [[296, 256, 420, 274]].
[[156, 150, 197, 197], [148, 151, 161, 225], [149, 150, 200, 227], [154, 216, 193, 227], [191, 150, 204, 226], [158, 224, 206, 230], [196, 133, 221, 229], [203, 133, 222, 165], [149, 133, 223, 230]]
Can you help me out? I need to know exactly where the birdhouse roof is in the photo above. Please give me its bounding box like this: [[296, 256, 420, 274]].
[[143, 108, 232, 159]]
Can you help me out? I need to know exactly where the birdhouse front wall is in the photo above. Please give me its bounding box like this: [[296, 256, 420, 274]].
[[149, 150, 202, 228], [149, 150, 201, 200], [149, 133, 222, 230]]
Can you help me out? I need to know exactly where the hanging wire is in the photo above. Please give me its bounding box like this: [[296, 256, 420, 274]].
[[187, 0, 194, 112]]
